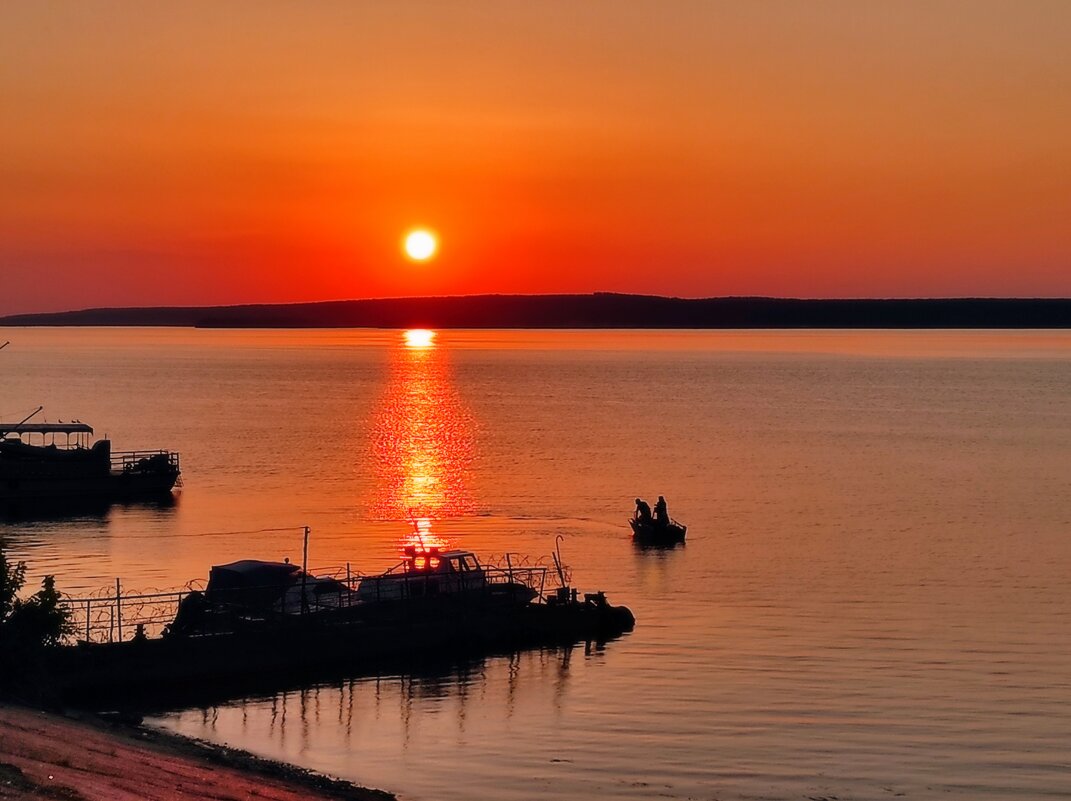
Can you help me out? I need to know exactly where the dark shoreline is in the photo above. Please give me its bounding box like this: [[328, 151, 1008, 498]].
[[2, 293, 1070, 329], [87, 709, 396, 801]]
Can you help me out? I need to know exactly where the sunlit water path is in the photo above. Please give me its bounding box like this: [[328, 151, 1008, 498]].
[[3, 328, 1070, 800]]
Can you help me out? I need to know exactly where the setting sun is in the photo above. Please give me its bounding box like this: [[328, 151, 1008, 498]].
[[403, 229, 438, 262], [403, 328, 436, 348]]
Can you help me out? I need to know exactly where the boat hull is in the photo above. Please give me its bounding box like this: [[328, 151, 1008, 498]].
[[629, 518, 687, 544], [0, 469, 179, 502]]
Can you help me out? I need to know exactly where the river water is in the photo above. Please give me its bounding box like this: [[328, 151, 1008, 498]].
[[2, 328, 1070, 800]]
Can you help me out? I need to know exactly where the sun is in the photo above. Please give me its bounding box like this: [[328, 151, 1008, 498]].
[[404, 329, 436, 348], [403, 229, 438, 262]]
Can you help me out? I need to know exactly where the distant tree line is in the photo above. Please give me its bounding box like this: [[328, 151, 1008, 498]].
[[2, 294, 1070, 328]]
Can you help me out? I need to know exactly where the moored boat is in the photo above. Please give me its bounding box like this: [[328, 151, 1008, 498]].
[[0, 420, 180, 503]]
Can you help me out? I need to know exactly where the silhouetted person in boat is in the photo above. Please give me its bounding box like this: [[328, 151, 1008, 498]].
[[634, 497, 652, 523], [654, 495, 669, 527]]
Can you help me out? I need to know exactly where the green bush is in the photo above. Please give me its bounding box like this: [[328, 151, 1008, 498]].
[[0, 541, 73, 651]]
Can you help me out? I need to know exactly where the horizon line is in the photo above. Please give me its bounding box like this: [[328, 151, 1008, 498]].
[[4, 291, 1071, 320]]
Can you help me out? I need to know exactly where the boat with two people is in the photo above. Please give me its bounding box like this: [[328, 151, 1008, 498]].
[[629, 495, 687, 544]]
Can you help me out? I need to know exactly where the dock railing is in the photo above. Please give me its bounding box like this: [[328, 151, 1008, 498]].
[[59, 559, 551, 645]]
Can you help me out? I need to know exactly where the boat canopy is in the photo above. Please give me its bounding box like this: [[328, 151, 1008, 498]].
[[205, 560, 314, 609], [208, 560, 303, 591], [0, 422, 94, 436]]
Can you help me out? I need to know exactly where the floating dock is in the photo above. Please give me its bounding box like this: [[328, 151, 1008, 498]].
[[42, 557, 635, 709]]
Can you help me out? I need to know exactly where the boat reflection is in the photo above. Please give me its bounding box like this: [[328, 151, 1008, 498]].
[[631, 536, 686, 554], [1, 492, 179, 525], [370, 331, 476, 551]]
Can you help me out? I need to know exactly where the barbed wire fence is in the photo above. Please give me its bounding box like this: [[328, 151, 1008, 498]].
[[59, 524, 310, 644]]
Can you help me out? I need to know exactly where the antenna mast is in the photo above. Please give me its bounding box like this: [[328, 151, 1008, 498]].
[[10, 406, 44, 435]]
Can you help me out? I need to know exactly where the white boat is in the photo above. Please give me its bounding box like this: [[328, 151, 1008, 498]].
[[356, 546, 540, 604]]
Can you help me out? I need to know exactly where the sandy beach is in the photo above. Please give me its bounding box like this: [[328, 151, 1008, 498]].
[[0, 704, 392, 801]]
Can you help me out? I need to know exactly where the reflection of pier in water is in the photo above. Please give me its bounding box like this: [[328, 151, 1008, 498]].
[[370, 332, 476, 548], [186, 644, 599, 754]]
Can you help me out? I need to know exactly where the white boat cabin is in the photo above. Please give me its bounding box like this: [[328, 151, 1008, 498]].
[[356, 546, 488, 602]]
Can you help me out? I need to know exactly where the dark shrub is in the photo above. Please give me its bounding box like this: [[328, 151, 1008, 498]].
[[0, 541, 73, 651]]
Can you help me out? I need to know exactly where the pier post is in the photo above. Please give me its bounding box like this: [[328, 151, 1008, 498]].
[[115, 578, 122, 642], [301, 526, 310, 615]]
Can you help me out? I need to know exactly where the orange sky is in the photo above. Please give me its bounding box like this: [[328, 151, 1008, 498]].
[[2, 1, 1069, 313]]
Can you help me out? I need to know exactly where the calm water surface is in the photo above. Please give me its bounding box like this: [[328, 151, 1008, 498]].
[[3, 328, 1070, 801]]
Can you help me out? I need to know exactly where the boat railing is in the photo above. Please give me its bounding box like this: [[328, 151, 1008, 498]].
[[309, 563, 550, 602], [110, 450, 180, 473], [58, 561, 551, 645], [346, 563, 549, 603]]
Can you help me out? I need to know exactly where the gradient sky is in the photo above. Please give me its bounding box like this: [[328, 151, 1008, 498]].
[[2, 1, 1069, 313]]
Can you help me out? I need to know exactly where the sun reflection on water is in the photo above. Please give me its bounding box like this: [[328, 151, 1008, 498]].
[[400, 517, 449, 554], [371, 331, 476, 552]]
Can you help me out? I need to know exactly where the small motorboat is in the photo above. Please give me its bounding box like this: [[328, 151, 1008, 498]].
[[629, 516, 687, 544]]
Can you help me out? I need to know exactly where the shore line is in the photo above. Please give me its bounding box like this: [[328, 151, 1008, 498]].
[[0, 703, 393, 801]]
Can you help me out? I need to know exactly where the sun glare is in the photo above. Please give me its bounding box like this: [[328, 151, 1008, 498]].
[[404, 329, 436, 348], [404, 229, 438, 261]]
